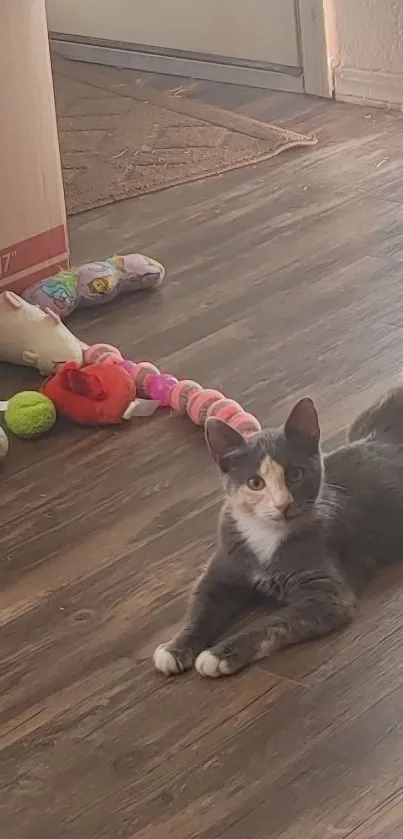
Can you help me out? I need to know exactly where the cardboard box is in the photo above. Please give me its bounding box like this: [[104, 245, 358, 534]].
[[0, 0, 69, 295]]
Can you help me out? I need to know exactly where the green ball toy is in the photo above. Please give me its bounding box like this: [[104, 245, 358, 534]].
[[0, 426, 9, 457], [5, 391, 56, 439]]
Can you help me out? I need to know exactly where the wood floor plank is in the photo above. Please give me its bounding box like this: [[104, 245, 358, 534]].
[[9, 617, 403, 839], [99, 624, 403, 839], [1, 671, 293, 838]]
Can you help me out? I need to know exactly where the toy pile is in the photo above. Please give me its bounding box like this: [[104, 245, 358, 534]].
[[0, 252, 261, 459]]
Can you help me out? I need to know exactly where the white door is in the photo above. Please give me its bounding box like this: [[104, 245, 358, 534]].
[[47, 0, 331, 96], [47, 0, 300, 68]]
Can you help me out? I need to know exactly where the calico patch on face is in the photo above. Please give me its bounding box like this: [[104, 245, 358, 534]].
[[205, 398, 324, 521], [230, 455, 292, 520]]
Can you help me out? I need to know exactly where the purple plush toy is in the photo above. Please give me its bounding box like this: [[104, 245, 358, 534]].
[[22, 253, 165, 319]]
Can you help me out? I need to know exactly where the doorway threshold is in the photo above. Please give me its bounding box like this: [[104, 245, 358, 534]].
[[50, 34, 304, 93]]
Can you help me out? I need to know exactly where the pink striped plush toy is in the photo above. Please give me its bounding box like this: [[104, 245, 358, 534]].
[[82, 346, 262, 436]]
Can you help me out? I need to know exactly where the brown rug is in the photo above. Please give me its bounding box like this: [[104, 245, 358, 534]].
[[53, 57, 317, 216]]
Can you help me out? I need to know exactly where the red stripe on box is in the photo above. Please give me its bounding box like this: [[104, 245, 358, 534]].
[[0, 225, 68, 281], [4, 255, 70, 294]]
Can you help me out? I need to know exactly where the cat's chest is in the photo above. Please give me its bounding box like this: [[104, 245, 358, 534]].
[[235, 513, 286, 570]]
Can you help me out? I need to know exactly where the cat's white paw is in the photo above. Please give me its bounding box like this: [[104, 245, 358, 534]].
[[153, 644, 185, 676], [195, 650, 231, 678]]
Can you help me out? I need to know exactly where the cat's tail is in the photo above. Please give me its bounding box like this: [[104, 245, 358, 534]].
[[348, 386, 403, 444]]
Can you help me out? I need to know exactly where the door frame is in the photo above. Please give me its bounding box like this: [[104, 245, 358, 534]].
[[50, 0, 333, 98], [297, 0, 334, 97]]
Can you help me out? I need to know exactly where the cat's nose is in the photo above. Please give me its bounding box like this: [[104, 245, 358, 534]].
[[275, 497, 292, 516]]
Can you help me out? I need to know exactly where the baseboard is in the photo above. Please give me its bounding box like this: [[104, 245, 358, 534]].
[[335, 67, 403, 109], [50, 38, 305, 93]]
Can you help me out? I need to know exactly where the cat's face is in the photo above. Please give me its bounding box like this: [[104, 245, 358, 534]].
[[205, 398, 323, 525]]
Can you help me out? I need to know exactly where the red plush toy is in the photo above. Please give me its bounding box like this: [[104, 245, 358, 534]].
[[41, 360, 135, 425]]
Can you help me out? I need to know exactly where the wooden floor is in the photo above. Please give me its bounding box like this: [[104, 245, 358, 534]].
[[2, 70, 403, 838]]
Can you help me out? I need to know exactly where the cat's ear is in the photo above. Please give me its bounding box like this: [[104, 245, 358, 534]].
[[284, 398, 320, 449], [205, 418, 245, 470]]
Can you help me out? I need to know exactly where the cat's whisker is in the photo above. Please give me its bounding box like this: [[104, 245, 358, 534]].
[[323, 482, 346, 493]]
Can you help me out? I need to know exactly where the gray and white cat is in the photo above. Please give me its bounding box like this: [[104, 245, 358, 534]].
[[154, 387, 403, 678]]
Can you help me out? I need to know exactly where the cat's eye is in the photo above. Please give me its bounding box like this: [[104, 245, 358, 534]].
[[286, 466, 304, 484], [246, 475, 266, 491]]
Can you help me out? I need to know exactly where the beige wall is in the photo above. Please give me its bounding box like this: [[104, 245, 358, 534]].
[[331, 0, 403, 106], [335, 0, 403, 74]]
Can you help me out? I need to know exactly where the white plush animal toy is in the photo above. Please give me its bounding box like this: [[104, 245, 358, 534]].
[[0, 291, 85, 375]]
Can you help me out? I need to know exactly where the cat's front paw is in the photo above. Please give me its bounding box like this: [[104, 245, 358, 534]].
[[153, 643, 194, 676], [195, 650, 233, 678]]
